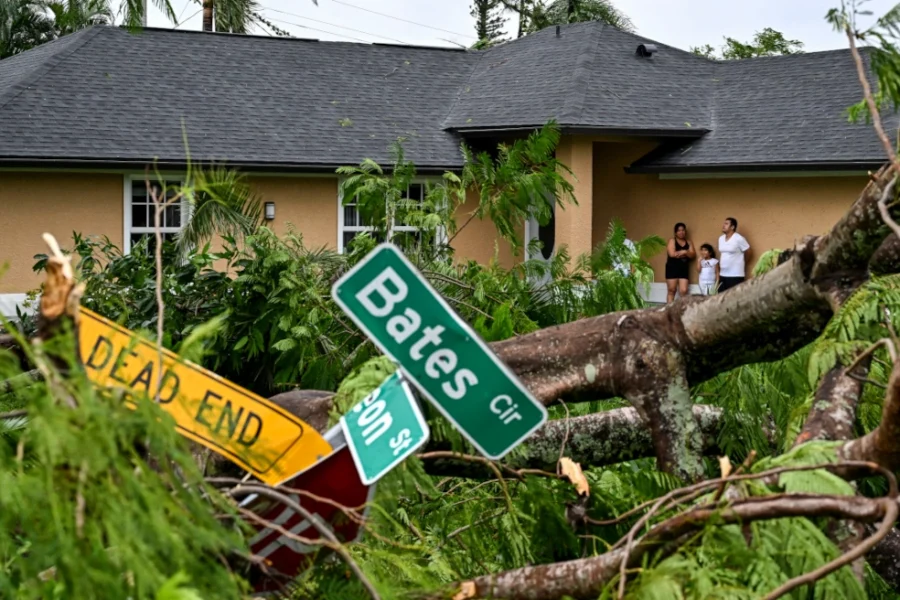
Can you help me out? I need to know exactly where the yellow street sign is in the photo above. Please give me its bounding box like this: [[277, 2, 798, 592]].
[[77, 308, 332, 485]]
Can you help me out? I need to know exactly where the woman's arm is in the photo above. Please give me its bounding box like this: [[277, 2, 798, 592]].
[[667, 238, 678, 258], [685, 240, 697, 259]]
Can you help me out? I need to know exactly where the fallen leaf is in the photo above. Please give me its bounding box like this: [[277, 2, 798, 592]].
[[453, 581, 477, 600], [559, 457, 590, 497], [719, 456, 732, 479]]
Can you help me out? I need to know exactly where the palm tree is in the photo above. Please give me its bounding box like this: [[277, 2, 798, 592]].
[[45, 0, 112, 34], [176, 166, 264, 256], [0, 0, 54, 58]]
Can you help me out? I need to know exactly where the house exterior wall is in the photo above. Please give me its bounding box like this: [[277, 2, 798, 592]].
[[555, 136, 594, 260], [590, 141, 868, 291], [0, 172, 517, 301], [452, 188, 519, 268], [247, 176, 339, 249], [0, 172, 124, 294]]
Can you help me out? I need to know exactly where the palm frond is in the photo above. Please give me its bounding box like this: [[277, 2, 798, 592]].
[[176, 167, 263, 255]]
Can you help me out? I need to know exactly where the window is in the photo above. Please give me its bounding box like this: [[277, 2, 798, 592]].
[[338, 182, 428, 253], [124, 177, 187, 254]]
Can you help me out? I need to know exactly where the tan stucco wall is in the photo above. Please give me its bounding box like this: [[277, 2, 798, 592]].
[[0, 172, 124, 293], [251, 177, 517, 267], [590, 141, 869, 282], [555, 137, 594, 260], [0, 172, 519, 294], [248, 176, 339, 249], [451, 188, 518, 268]]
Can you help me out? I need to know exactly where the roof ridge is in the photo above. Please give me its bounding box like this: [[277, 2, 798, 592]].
[[560, 22, 603, 124], [440, 46, 490, 130], [0, 26, 105, 112], [711, 46, 859, 63], [134, 25, 468, 51]]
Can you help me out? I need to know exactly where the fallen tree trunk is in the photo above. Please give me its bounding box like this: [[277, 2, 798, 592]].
[[421, 405, 728, 477], [487, 169, 897, 480]]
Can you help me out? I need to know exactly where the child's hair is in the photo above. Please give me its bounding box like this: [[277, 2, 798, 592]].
[[700, 243, 716, 258]]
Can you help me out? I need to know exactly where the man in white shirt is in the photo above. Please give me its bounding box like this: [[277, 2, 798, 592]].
[[718, 217, 750, 292]]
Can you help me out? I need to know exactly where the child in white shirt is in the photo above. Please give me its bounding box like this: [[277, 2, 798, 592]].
[[697, 244, 719, 295]]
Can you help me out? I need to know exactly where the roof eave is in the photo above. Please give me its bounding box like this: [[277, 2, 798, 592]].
[[0, 157, 465, 173], [449, 125, 709, 139], [625, 160, 885, 175]]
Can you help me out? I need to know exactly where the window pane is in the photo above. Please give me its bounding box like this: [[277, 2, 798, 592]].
[[132, 181, 147, 200], [131, 203, 147, 227], [343, 231, 359, 249], [407, 183, 424, 201], [344, 204, 359, 227], [164, 204, 181, 228]]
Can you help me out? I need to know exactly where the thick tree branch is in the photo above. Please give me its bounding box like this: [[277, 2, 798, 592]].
[[841, 340, 900, 470], [442, 494, 893, 600], [421, 405, 728, 478]]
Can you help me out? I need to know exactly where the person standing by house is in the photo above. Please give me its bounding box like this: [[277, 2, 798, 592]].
[[697, 244, 719, 295], [665, 222, 695, 302], [718, 217, 750, 292]]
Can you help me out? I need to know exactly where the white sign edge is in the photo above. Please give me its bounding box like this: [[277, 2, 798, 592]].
[[330, 242, 548, 460]]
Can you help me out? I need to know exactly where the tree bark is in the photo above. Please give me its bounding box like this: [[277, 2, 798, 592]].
[[202, 0, 213, 32], [867, 526, 900, 591], [421, 405, 728, 478], [443, 495, 890, 600]]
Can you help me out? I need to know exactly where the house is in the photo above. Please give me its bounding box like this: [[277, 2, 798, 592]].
[[0, 22, 893, 313]]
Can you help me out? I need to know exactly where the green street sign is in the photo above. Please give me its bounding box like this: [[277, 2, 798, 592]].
[[340, 372, 429, 485], [332, 244, 547, 459]]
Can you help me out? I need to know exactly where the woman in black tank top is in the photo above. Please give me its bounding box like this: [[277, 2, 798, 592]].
[[665, 222, 695, 302]]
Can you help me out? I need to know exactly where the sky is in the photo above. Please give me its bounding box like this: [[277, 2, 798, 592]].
[[147, 0, 899, 53]]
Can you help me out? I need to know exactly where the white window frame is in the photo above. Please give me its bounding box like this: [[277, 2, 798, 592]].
[[337, 178, 443, 253], [123, 175, 191, 254]]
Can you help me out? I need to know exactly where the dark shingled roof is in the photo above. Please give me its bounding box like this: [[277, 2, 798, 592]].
[[628, 48, 899, 172], [444, 22, 713, 135], [0, 23, 893, 172], [0, 26, 477, 170]]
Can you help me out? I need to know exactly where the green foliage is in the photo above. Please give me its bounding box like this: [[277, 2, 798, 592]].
[[471, 0, 506, 48], [0, 0, 55, 58], [752, 248, 783, 276], [829, 1, 900, 123], [517, 0, 634, 33], [691, 27, 803, 60], [176, 166, 264, 257], [590, 217, 666, 285], [462, 121, 576, 254], [14, 119, 897, 598], [0, 332, 247, 598]]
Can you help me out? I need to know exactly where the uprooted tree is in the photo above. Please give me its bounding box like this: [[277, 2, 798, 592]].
[[10, 3, 900, 599]]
